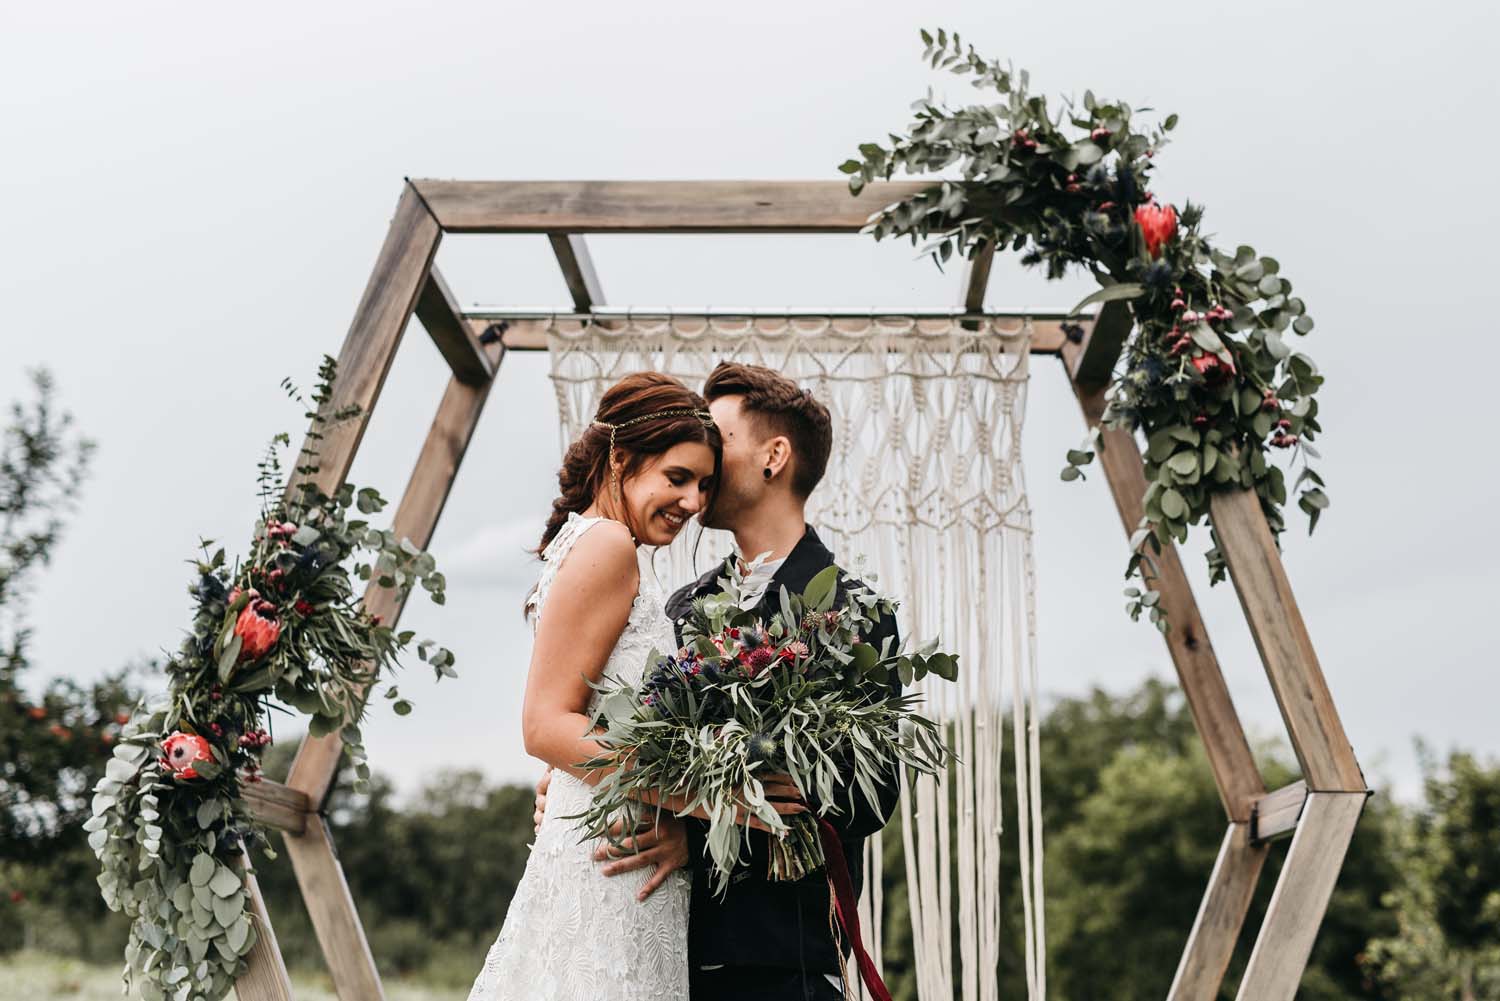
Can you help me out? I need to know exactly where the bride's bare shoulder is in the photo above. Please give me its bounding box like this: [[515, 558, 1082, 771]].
[[549, 518, 639, 596]]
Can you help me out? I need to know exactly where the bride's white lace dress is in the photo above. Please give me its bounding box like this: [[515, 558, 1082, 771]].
[[466, 512, 691, 1001]]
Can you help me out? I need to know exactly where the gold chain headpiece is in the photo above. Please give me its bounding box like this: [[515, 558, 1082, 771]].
[[592, 407, 716, 458]]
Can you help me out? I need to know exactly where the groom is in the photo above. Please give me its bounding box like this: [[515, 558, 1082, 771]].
[[535, 362, 902, 1001]]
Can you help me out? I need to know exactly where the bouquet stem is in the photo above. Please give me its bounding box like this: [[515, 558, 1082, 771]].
[[768, 813, 825, 882]]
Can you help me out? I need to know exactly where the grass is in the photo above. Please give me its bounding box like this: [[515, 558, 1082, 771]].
[[0, 950, 468, 1001]]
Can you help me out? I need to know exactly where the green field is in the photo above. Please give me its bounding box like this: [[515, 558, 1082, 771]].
[[0, 951, 467, 1001]]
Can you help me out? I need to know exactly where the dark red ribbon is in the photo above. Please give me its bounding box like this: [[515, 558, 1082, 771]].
[[816, 816, 893, 1001]]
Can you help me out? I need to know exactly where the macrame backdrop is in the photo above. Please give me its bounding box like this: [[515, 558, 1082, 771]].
[[544, 315, 1044, 1001]]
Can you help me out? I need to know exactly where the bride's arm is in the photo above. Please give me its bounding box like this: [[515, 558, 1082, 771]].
[[520, 522, 807, 831], [520, 521, 639, 785]]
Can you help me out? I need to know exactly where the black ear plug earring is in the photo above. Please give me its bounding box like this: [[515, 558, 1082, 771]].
[[763, 467, 772, 480]]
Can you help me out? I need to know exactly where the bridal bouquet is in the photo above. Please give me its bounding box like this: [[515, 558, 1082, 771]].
[[573, 559, 957, 896]]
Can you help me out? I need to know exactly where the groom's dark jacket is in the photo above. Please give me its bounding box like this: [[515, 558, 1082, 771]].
[[665, 524, 902, 977]]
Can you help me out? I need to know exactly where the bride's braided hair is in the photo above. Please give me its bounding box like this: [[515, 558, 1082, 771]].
[[534, 371, 721, 555]]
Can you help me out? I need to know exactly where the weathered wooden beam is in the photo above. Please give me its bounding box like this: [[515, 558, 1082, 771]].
[[241, 778, 311, 836], [957, 240, 996, 332], [1234, 792, 1366, 1000], [234, 859, 295, 1001], [415, 265, 493, 386], [490, 315, 1073, 354], [961, 240, 996, 313], [1065, 297, 1134, 389], [1167, 823, 1268, 1001], [283, 814, 385, 1000], [1060, 318, 1265, 822], [548, 233, 605, 310], [1251, 780, 1309, 843], [409, 179, 935, 233], [285, 183, 441, 501], [1208, 485, 1366, 793], [286, 331, 507, 808]]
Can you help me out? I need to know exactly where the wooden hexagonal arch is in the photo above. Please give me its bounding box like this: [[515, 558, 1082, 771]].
[[235, 179, 1367, 1001]]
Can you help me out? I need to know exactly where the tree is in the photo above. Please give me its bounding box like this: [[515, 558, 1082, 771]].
[[875, 679, 1400, 1000], [0, 368, 143, 959], [1364, 750, 1500, 1000]]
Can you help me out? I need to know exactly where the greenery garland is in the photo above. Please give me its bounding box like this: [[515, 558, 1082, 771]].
[[85, 357, 455, 1001], [842, 30, 1329, 632]]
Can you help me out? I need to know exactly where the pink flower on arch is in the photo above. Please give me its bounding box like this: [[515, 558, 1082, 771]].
[[234, 602, 282, 661], [1134, 202, 1178, 258], [161, 732, 214, 780]]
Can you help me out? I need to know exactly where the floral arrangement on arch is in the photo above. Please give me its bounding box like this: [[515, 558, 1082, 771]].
[[842, 29, 1329, 631], [85, 356, 455, 1001]]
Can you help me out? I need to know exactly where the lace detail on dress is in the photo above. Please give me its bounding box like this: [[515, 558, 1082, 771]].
[[467, 512, 689, 1001]]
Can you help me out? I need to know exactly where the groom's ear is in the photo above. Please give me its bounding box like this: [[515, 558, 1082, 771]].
[[765, 435, 792, 472]]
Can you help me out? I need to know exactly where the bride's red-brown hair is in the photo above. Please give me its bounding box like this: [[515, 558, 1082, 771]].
[[534, 371, 722, 554]]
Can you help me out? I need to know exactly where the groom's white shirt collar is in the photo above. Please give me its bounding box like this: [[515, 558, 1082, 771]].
[[734, 549, 786, 607]]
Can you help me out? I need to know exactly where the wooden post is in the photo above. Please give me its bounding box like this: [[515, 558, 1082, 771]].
[[285, 183, 442, 502], [416, 265, 493, 386], [286, 328, 505, 806], [1234, 792, 1366, 1000], [1166, 824, 1267, 1001], [1061, 303, 1264, 822], [1208, 486, 1366, 792], [282, 814, 387, 1000], [234, 860, 295, 1001], [409, 179, 935, 233], [549, 234, 605, 311]]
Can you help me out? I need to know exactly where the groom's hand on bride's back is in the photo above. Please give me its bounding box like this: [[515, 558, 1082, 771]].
[[533, 767, 551, 835], [594, 815, 690, 902]]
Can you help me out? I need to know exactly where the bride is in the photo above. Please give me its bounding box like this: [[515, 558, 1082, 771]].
[[466, 371, 805, 1001]]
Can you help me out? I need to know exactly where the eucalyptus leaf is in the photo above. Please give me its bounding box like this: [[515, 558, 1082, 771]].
[[1068, 282, 1143, 317], [208, 865, 241, 899]]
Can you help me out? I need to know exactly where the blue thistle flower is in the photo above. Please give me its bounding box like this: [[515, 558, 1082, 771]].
[[1142, 260, 1174, 291]]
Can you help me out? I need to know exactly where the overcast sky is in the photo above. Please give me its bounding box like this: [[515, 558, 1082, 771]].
[[3, 0, 1496, 806]]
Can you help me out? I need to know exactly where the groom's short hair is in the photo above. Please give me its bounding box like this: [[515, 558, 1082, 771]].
[[703, 362, 832, 499]]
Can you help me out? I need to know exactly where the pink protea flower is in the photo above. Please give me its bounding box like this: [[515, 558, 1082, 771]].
[[1191, 352, 1236, 381], [227, 586, 258, 606], [1134, 202, 1178, 258], [234, 601, 282, 660], [161, 731, 214, 779]]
